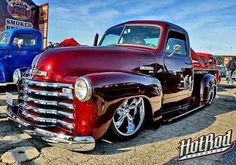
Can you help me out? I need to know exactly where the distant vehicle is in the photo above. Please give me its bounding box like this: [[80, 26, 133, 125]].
[[0, 28, 42, 86], [191, 50, 221, 83]]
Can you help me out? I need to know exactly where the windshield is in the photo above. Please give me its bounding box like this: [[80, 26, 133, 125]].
[[100, 25, 161, 48], [0, 32, 10, 45]]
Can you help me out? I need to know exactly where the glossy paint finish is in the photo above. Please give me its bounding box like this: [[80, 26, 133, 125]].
[[9, 20, 216, 142], [0, 28, 42, 83]]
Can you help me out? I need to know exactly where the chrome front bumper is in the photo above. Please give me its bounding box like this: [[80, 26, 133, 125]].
[[6, 105, 95, 151]]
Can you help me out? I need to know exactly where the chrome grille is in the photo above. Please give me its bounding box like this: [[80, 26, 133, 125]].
[[19, 79, 74, 132]]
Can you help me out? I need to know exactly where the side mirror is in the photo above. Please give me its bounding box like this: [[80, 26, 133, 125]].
[[167, 44, 181, 58], [174, 45, 181, 53], [93, 33, 99, 46]]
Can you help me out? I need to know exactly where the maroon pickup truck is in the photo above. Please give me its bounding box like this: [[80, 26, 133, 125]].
[[7, 20, 217, 151]]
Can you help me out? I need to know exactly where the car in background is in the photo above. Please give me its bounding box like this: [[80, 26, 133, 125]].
[[191, 50, 221, 83], [0, 28, 42, 86]]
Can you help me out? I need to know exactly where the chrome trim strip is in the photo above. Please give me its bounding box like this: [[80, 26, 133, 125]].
[[22, 87, 73, 100], [22, 95, 74, 110], [22, 110, 74, 129], [20, 103, 74, 119], [23, 79, 73, 89]]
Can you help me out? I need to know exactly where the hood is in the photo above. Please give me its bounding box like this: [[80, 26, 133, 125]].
[[32, 46, 156, 83]]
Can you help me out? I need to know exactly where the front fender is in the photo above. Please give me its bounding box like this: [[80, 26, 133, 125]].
[[84, 72, 163, 139], [200, 73, 217, 105]]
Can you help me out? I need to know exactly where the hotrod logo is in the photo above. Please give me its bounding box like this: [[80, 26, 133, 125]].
[[178, 130, 234, 161], [6, 0, 33, 20]]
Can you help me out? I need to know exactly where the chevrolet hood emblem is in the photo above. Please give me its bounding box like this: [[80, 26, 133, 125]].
[[29, 68, 48, 77]]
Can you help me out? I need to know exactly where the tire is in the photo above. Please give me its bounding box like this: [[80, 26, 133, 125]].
[[110, 97, 146, 140], [206, 86, 216, 105]]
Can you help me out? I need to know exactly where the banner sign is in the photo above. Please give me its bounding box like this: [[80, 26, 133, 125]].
[[5, 18, 33, 29], [6, 0, 33, 20]]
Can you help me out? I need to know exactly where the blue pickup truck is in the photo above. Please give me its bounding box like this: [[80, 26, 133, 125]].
[[0, 28, 42, 86]]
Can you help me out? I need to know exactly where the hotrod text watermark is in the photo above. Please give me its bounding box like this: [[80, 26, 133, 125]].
[[178, 129, 234, 161]]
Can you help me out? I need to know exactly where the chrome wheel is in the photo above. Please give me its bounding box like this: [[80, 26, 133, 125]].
[[112, 97, 145, 137], [207, 86, 215, 105]]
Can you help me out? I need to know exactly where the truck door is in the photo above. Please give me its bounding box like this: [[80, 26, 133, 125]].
[[163, 30, 193, 105], [4, 33, 40, 78]]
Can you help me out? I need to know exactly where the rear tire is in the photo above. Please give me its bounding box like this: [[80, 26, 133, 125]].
[[206, 86, 216, 105]]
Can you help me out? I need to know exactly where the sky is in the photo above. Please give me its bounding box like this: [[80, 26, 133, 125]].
[[33, 0, 236, 55]]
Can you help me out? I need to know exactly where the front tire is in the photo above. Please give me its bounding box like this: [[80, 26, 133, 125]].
[[110, 97, 146, 140]]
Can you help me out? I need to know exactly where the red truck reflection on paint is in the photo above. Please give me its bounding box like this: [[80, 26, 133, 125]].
[[7, 20, 217, 151], [191, 49, 221, 83]]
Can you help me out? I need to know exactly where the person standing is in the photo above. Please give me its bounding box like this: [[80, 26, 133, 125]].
[[226, 58, 236, 84]]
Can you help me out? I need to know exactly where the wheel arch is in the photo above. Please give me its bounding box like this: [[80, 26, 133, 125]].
[[83, 71, 163, 139], [199, 73, 217, 105]]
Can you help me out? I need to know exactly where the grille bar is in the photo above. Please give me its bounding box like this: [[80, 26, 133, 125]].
[[22, 110, 74, 129], [20, 103, 74, 119], [23, 79, 73, 89], [21, 95, 74, 110], [22, 87, 73, 100]]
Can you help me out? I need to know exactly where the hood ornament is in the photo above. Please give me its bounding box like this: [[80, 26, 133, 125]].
[[29, 68, 48, 77]]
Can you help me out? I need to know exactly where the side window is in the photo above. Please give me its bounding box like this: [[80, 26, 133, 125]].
[[12, 34, 36, 47], [165, 31, 187, 56]]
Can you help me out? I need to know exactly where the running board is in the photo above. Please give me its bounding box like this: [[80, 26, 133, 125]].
[[162, 103, 190, 115], [164, 105, 205, 122]]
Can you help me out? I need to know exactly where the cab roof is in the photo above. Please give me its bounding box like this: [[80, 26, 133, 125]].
[[3, 28, 42, 36], [107, 20, 188, 34]]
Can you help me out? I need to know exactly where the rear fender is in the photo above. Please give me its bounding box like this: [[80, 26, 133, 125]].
[[200, 73, 217, 105]]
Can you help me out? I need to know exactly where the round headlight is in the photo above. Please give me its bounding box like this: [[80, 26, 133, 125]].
[[74, 77, 92, 102], [13, 69, 22, 83]]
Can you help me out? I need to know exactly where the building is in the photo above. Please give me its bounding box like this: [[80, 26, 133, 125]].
[[0, 0, 48, 48]]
